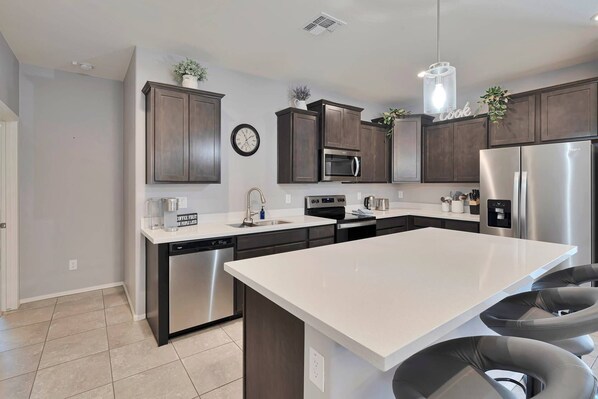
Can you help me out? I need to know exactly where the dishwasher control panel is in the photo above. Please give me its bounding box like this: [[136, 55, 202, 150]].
[[169, 237, 234, 254]]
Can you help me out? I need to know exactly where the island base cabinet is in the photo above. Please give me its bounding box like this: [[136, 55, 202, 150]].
[[245, 287, 304, 399]]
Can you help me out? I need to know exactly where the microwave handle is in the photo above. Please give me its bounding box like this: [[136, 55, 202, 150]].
[[351, 157, 356, 176], [353, 157, 360, 177]]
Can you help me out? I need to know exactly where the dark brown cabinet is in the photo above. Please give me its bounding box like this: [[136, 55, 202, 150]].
[[489, 94, 536, 146], [308, 100, 363, 150], [423, 116, 488, 183], [540, 82, 598, 142], [376, 216, 408, 236], [276, 108, 319, 184], [390, 115, 435, 183], [144, 81, 224, 184], [359, 122, 389, 183]]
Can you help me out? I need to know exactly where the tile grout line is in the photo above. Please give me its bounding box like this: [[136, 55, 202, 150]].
[[0, 304, 55, 332], [197, 376, 243, 398], [174, 343, 201, 398]]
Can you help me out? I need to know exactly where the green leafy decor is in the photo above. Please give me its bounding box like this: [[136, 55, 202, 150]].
[[173, 58, 208, 82], [381, 108, 411, 136], [479, 86, 510, 124]]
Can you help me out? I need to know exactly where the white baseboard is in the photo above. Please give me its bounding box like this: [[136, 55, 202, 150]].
[[20, 282, 124, 304], [122, 283, 146, 321]]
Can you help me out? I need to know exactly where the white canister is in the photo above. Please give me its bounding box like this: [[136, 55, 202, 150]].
[[451, 200, 464, 214], [441, 202, 450, 212], [182, 74, 199, 89]]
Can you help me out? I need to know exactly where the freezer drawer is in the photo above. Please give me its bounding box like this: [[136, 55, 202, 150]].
[[169, 244, 234, 334]]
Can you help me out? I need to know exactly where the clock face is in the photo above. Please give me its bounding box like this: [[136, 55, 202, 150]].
[[231, 124, 260, 156]]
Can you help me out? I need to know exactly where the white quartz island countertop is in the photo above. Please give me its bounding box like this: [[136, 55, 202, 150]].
[[224, 228, 576, 371]]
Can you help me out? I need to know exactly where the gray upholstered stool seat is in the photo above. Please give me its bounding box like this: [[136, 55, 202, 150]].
[[480, 287, 598, 356], [392, 336, 596, 399], [532, 263, 598, 290]]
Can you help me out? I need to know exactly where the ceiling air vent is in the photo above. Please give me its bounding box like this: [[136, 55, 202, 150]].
[[303, 12, 347, 36]]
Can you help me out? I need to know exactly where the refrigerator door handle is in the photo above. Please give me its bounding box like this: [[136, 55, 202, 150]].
[[520, 171, 528, 239], [513, 172, 520, 238]]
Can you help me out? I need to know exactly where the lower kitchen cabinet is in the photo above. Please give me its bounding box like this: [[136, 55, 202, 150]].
[[444, 219, 480, 233], [376, 215, 480, 235], [376, 216, 409, 236]]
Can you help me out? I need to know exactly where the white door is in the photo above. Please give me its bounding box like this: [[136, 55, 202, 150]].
[[0, 121, 6, 310]]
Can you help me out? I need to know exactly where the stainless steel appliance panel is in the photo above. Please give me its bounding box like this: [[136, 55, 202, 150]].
[[392, 119, 421, 182], [480, 147, 521, 237], [322, 149, 361, 182], [169, 245, 234, 334], [521, 141, 593, 268]]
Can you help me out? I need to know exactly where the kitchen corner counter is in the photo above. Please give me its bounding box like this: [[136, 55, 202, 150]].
[[141, 214, 335, 244]]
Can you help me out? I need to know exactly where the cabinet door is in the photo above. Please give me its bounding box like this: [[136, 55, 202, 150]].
[[292, 113, 319, 182], [342, 109, 361, 150], [323, 105, 343, 148], [444, 220, 479, 233], [540, 82, 598, 142], [489, 94, 536, 146], [424, 124, 454, 182], [392, 119, 421, 182], [453, 118, 488, 182], [373, 126, 389, 182], [153, 88, 189, 182], [359, 124, 376, 182], [189, 94, 221, 182]]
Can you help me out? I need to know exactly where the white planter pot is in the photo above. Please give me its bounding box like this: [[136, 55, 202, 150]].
[[182, 75, 199, 89], [294, 99, 307, 110]]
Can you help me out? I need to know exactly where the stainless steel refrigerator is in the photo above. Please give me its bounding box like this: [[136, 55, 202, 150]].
[[480, 140, 596, 269]]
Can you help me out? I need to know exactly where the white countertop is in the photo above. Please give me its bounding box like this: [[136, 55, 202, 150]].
[[225, 228, 576, 371]]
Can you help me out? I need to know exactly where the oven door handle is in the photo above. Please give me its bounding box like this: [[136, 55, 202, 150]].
[[337, 219, 376, 230]]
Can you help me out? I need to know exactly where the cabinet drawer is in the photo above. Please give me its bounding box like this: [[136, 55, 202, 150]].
[[274, 242, 308, 254], [236, 246, 275, 260], [376, 226, 408, 236], [411, 216, 443, 229], [236, 228, 308, 251], [376, 216, 408, 231], [308, 225, 335, 240], [444, 220, 479, 233], [309, 237, 335, 248]]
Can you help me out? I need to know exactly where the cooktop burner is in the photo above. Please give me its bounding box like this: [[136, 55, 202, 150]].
[[304, 195, 375, 224]]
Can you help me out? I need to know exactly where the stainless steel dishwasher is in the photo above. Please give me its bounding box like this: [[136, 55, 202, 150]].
[[169, 237, 235, 334]]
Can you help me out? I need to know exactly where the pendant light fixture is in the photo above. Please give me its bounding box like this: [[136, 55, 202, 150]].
[[422, 0, 456, 114]]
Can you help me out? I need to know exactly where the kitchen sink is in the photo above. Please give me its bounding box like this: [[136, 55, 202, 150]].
[[228, 220, 291, 228]]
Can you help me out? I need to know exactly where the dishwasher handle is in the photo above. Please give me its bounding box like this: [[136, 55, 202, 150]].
[[169, 237, 234, 255]]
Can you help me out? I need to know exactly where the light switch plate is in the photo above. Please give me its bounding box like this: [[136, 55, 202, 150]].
[[176, 197, 188, 209], [69, 259, 78, 271], [398, 190, 404, 199], [285, 194, 292, 204], [309, 347, 325, 392], [357, 192, 362, 200]]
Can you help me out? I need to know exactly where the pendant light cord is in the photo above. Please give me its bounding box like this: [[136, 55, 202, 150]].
[[436, 0, 440, 63]]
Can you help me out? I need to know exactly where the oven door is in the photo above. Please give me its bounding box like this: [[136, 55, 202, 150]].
[[322, 149, 361, 182], [335, 219, 377, 242]]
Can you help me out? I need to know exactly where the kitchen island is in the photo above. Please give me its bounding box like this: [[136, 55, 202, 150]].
[[224, 228, 577, 399]]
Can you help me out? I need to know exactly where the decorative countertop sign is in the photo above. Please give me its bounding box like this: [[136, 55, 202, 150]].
[[439, 101, 472, 121]]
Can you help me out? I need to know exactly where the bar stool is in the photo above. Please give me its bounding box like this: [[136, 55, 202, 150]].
[[480, 287, 598, 358], [393, 336, 596, 398], [532, 263, 598, 290]]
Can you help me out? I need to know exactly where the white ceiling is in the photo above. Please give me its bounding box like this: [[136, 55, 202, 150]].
[[1, 0, 598, 104]]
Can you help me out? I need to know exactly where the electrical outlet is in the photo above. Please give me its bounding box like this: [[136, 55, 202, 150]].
[[285, 194, 292, 204], [398, 190, 404, 199], [68, 259, 78, 271], [176, 197, 188, 209], [357, 192, 362, 200], [309, 347, 325, 392]]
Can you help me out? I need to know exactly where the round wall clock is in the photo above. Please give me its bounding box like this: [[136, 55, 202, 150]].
[[230, 124, 260, 156]]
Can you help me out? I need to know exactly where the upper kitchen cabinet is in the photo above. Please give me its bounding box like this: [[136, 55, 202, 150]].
[[307, 100, 363, 150], [143, 81, 224, 184], [423, 116, 488, 183], [276, 108, 319, 184], [359, 122, 389, 183], [540, 81, 597, 142], [389, 115, 434, 183], [489, 94, 536, 147]]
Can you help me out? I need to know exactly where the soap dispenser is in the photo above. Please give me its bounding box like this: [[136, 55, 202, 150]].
[[260, 206, 265, 220]]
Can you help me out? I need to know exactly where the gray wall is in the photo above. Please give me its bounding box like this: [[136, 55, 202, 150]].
[[19, 64, 124, 299], [0, 31, 19, 114]]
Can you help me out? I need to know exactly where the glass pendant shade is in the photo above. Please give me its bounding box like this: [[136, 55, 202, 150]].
[[423, 62, 456, 114]]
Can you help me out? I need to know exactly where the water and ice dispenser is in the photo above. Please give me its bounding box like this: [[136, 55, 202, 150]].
[[487, 199, 511, 229]]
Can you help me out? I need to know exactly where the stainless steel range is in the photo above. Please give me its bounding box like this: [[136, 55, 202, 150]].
[[305, 195, 376, 242]]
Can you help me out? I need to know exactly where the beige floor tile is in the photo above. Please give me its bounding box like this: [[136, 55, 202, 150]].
[[102, 286, 124, 296], [221, 319, 242, 342], [0, 321, 49, 352], [171, 326, 231, 358], [56, 290, 103, 304], [103, 291, 128, 308], [68, 383, 114, 398], [17, 298, 57, 311], [0, 343, 43, 381], [47, 309, 106, 341], [113, 361, 197, 399], [40, 328, 108, 369], [182, 342, 243, 395], [583, 353, 597, 368], [30, 351, 112, 399], [53, 296, 104, 320], [0, 306, 54, 331], [105, 304, 132, 326], [0, 371, 36, 399], [107, 320, 153, 349], [200, 378, 242, 399], [234, 339, 243, 350], [110, 337, 178, 381]]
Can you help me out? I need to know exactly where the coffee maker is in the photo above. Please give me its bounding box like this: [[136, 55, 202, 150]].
[[162, 198, 179, 232]]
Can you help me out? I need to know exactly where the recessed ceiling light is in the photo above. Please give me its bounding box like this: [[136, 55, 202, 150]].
[[417, 71, 426, 78], [71, 61, 94, 71]]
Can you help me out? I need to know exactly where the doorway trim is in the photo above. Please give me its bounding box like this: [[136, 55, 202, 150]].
[[0, 100, 19, 311]]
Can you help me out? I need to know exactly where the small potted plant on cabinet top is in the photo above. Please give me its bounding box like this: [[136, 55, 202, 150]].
[[173, 58, 207, 89], [291, 85, 311, 110]]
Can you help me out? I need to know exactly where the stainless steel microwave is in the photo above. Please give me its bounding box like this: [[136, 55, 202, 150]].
[[321, 149, 361, 182]]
